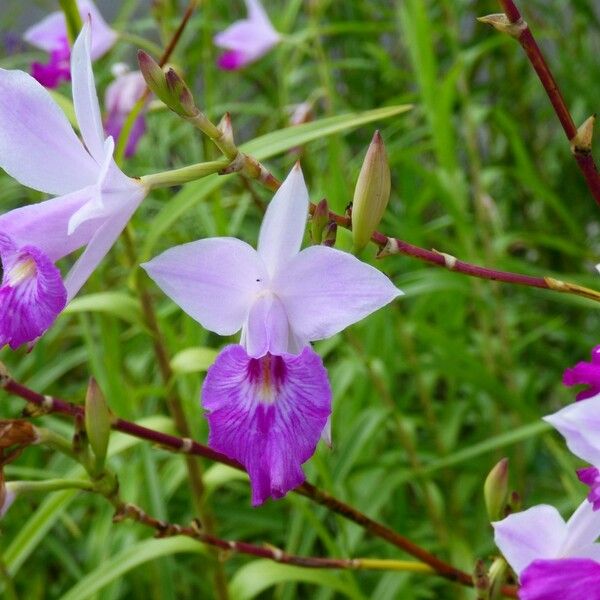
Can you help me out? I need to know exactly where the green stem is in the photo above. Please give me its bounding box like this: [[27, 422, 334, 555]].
[[118, 32, 163, 57], [140, 159, 230, 190], [9, 478, 93, 495], [59, 0, 83, 44]]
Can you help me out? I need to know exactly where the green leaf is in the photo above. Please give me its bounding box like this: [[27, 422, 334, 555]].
[[228, 560, 365, 600], [59, 537, 205, 600], [141, 105, 412, 259], [63, 292, 142, 326], [170, 347, 219, 374]]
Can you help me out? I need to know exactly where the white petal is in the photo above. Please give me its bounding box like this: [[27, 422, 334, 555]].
[[242, 293, 290, 358], [142, 238, 268, 336], [493, 505, 567, 575], [562, 498, 600, 556], [273, 245, 402, 343], [71, 21, 105, 163], [0, 68, 97, 194], [544, 396, 600, 466], [257, 164, 309, 277]]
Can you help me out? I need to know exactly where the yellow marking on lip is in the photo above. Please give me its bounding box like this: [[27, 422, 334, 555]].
[[7, 259, 36, 286], [258, 355, 277, 404]]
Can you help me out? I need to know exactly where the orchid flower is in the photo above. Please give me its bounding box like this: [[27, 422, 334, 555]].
[[23, 0, 116, 89], [494, 499, 600, 599], [104, 65, 147, 158], [544, 346, 600, 509], [143, 165, 402, 504], [0, 23, 147, 349], [214, 0, 280, 70]]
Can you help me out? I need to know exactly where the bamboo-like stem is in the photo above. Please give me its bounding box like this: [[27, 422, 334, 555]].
[[0, 370, 517, 597], [484, 0, 600, 206], [112, 501, 436, 574]]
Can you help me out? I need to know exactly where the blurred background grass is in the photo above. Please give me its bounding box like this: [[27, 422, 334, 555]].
[[1, 0, 600, 598]]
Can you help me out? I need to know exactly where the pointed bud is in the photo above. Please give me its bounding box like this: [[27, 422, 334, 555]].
[[138, 50, 168, 101], [484, 458, 509, 521], [351, 131, 391, 251], [322, 222, 337, 247], [165, 69, 196, 117], [217, 113, 235, 146], [571, 115, 595, 154], [488, 558, 508, 600], [85, 378, 111, 473], [311, 199, 329, 244]]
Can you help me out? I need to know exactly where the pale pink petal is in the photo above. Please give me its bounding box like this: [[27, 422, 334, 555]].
[[493, 505, 567, 575], [71, 21, 105, 162], [23, 1, 116, 60], [0, 68, 97, 194], [562, 498, 600, 556], [142, 238, 268, 336], [544, 396, 600, 467], [519, 559, 600, 600], [242, 293, 290, 358], [257, 165, 309, 277], [63, 188, 144, 300], [273, 245, 402, 344], [78, 0, 117, 59], [202, 344, 331, 505], [0, 187, 98, 261]]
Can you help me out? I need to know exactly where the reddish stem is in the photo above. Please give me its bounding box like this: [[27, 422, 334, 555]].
[[0, 375, 518, 595], [496, 0, 600, 206]]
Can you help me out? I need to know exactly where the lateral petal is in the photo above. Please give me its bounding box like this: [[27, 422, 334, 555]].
[[142, 238, 268, 337], [71, 21, 105, 162], [273, 245, 402, 343], [202, 345, 331, 505], [0, 68, 97, 194], [257, 165, 309, 277], [493, 505, 567, 576]]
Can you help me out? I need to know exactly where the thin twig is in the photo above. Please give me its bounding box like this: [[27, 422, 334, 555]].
[[485, 0, 600, 206], [0, 370, 517, 596]]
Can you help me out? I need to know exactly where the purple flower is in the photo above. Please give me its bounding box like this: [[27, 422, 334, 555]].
[[104, 66, 147, 158], [143, 165, 402, 504], [214, 0, 280, 70], [23, 0, 117, 89], [562, 345, 600, 400], [519, 559, 600, 600], [493, 499, 600, 579], [0, 23, 146, 349]]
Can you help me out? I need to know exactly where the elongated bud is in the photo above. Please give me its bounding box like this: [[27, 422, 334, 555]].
[[322, 222, 337, 247], [484, 458, 509, 521], [165, 68, 196, 117], [138, 51, 168, 99], [351, 131, 391, 251], [311, 199, 329, 244], [85, 378, 111, 472], [488, 558, 508, 600]]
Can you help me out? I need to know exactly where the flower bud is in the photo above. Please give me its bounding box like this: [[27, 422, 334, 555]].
[[217, 112, 235, 146], [85, 378, 111, 473], [138, 50, 167, 100], [311, 199, 329, 244], [322, 221, 337, 247], [351, 131, 391, 251], [488, 557, 508, 600], [165, 68, 196, 117], [484, 458, 509, 521]]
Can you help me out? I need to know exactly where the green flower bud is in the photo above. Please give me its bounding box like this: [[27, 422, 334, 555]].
[[165, 68, 197, 117], [85, 378, 111, 474], [322, 221, 337, 247], [351, 130, 391, 251], [484, 458, 509, 521], [137, 51, 169, 103], [311, 198, 329, 244], [488, 558, 508, 600]]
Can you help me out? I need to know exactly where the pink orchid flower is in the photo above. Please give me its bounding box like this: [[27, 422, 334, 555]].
[[23, 0, 117, 88], [214, 0, 280, 70], [143, 165, 402, 504], [544, 346, 600, 509], [494, 499, 600, 599], [104, 66, 147, 158], [0, 22, 146, 349]]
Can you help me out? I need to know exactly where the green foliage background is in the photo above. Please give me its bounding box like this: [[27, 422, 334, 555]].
[[1, 0, 600, 598]]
